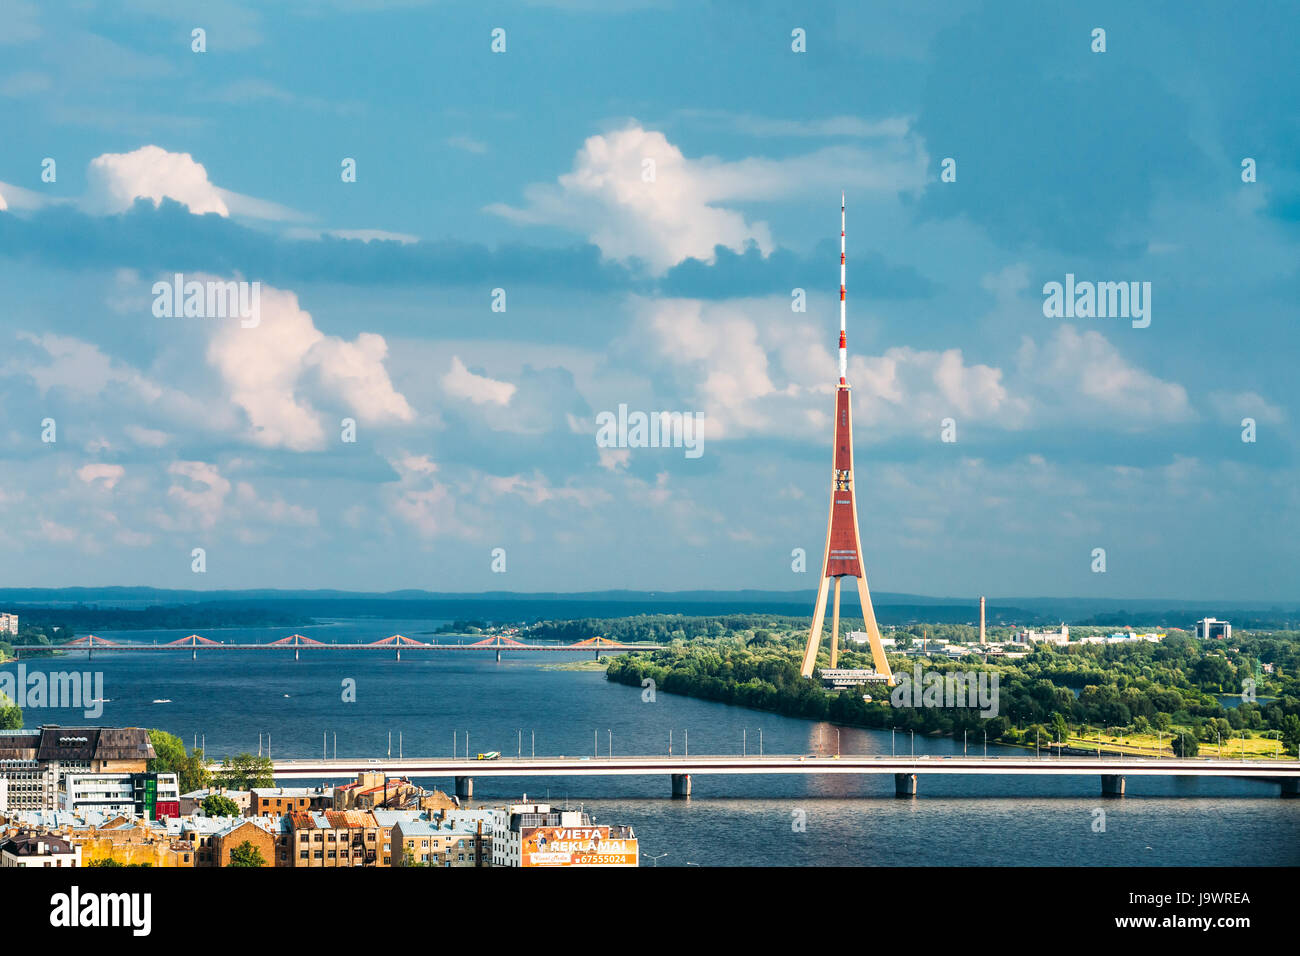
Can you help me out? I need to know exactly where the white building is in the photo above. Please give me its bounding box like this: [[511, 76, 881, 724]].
[[1017, 623, 1069, 645], [0, 830, 81, 867], [62, 772, 180, 818], [1196, 618, 1231, 640], [0, 613, 17, 635]]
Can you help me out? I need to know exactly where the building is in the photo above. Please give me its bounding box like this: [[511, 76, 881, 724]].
[[1016, 623, 1069, 646], [820, 668, 887, 688], [249, 785, 331, 817], [176, 815, 288, 867], [63, 820, 195, 868], [491, 801, 637, 868], [1196, 618, 1232, 640], [392, 816, 489, 867], [371, 808, 427, 865], [208, 818, 284, 867], [0, 726, 155, 811], [180, 786, 250, 816], [287, 810, 383, 867], [0, 829, 81, 867], [62, 772, 180, 819], [0, 613, 17, 636]]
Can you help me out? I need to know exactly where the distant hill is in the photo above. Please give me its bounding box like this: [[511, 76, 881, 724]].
[[1, 587, 1296, 629]]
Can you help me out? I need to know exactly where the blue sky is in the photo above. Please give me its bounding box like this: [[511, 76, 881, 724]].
[[0, 0, 1296, 600]]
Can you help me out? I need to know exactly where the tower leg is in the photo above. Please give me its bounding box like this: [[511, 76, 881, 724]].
[[801, 575, 833, 677], [829, 577, 842, 670], [853, 575, 893, 682]]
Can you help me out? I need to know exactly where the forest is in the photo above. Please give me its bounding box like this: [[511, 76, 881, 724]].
[[602, 617, 1300, 757]]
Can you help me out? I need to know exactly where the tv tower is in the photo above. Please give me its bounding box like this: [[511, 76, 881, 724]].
[[800, 195, 894, 682]]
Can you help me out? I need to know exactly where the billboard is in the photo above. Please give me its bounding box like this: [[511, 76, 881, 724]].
[[520, 826, 638, 867]]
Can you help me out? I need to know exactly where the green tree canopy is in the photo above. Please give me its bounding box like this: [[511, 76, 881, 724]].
[[202, 793, 241, 818], [227, 841, 267, 867]]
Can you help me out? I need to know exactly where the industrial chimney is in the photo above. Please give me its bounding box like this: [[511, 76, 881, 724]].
[[979, 596, 986, 643]]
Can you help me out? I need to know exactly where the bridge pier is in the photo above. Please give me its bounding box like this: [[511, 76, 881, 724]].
[[1101, 774, 1125, 797], [496, 649, 501, 663], [1280, 778, 1299, 798], [295, 647, 299, 661], [396, 647, 401, 661], [455, 776, 473, 801], [671, 774, 691, 799], [894, 773, 917, 797], [193, 647, 197, 661]]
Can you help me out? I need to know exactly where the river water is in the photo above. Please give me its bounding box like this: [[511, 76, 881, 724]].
[[8, 618, 1298, 866]]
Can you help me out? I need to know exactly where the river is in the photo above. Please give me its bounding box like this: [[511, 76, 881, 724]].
[[7, 618, 1299, 866]]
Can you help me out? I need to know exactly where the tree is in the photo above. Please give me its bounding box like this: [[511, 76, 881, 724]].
[[0, 692, 22, 730], [213, 753, 274, 790], [202, 793, 241, 818], [148, 730, 210, 793], [1171, 731, 1199, 758], [227, 841, 267, 867]]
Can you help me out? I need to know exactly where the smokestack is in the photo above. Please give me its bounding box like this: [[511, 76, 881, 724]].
[[979, 596, 986, 643]]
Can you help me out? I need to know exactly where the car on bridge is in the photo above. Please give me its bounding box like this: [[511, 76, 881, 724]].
[[476, 751, 501, 760]]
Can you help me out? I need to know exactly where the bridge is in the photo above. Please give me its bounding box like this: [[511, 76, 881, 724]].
[[28, 633, 655, 661], [242, 754, 1300, 800]]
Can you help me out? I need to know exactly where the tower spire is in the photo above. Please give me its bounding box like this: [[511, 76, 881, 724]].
[[839, 192, 847, 385]]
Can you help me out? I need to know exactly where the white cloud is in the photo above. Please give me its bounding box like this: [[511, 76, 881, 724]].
[[1207, 389, 1284, 425], [81, 145, 302, 221], [488, 122, 927, 274], [85, 145, 230, 216], [166, 461, 231, 529], [441, 356, 517, 406], [206, 282, 414, 450], [850, 346, 1024, 428], [1017, 326, 1194, 426], [384, 454, 460, 539], [76, 464, 125, 489], [482, 471, 609, 508]]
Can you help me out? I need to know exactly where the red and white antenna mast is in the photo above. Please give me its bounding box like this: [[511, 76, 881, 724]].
[[839, 192, 847, 386]]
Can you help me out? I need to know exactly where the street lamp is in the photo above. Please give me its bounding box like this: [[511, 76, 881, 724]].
[[648, 852, 668, 867]]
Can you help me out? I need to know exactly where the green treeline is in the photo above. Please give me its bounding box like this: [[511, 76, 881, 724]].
[[604, 621, 1300, 755]]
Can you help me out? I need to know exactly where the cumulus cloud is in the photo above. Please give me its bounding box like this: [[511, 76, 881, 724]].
[[489, 122, 927, 275], [850, 346, 1024, 429], [85, 145, 230, 216], [12, 331, 164, 400], [384, 454, 459, 539], [1016, 325, 1194, 426], [80, 145, 301, 221], [441, 356, 516, 406], [206, 282, 414, 450], [166, 460, 231, 529], [635, 295, 1017, 440]]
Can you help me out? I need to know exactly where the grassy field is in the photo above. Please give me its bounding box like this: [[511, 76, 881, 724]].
[[1040, 729, 1289, 759]]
